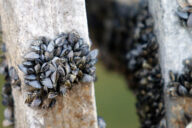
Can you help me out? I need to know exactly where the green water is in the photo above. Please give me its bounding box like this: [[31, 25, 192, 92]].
[[95, 64, 139, 128]]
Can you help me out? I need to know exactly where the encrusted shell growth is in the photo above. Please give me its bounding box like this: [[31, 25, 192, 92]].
[[0, 43, 20, 127], [19, 32, 98, 108], [127, 4, 165, 127], [1, 65, 14, 127], [87, 0, 166, 128], [176, 0, 192, 27], [168, 58, 192, 97]]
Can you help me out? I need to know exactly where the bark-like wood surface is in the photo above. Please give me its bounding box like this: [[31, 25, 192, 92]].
[[149, 0, 192, 127], [0, 0, 98, 128]]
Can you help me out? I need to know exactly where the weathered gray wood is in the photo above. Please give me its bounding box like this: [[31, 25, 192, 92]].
[[0, 0, 98, 128], [149, 0, 192, 127]]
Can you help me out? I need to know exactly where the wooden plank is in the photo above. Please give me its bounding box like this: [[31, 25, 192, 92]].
[[0, 0, 98, 128], [149, 0, 192, 127]]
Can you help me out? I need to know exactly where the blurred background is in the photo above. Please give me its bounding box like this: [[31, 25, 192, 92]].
[[95, 64, 139, 128], [87, 0, 140, 127]]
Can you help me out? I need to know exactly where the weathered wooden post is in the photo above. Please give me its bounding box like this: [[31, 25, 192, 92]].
[[149, 0, 192, 127], [0, 0, 98, 128]]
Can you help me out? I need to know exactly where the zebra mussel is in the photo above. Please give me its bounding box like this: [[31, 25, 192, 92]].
[[9, 67, 21, 89], [87, 0, 166, 128], [168, 58, 192, 97], [19, 32, 98, 108], [176, 0, 192, 27]]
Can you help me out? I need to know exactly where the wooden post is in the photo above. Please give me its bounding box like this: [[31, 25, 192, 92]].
[[149, 0, 192, 127], [0, 0, 98, 128]]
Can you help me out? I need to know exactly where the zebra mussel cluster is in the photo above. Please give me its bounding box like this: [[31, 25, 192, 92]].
[[1, 65, 14, 127], [177, 0, 192, 27], [0, 43, 21, 127], [168, 58, 192, 97], [87, 0, 166, 127], [19, 32, 98, 108], [127, 2, 165, 128], [87, 0, 133, 72], [134, 65, 165, 128]]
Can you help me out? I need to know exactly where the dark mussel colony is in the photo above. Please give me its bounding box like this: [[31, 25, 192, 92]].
[[18, 32, 98, 108], [87, 0, 166, 128], [0, 32, 100, 125], [0, 64, 14, 127], [176, 0, 192, 27], [0, 43, 21, 127], [167, 58, 192, 127], [168, 58, 192, 97]]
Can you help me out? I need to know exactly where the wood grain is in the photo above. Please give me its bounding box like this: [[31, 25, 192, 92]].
[[0, 0, 98, 128]]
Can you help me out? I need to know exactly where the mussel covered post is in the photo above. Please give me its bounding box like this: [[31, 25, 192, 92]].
[[149, 0, 192, 127], [0, 0, 98, 128]]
